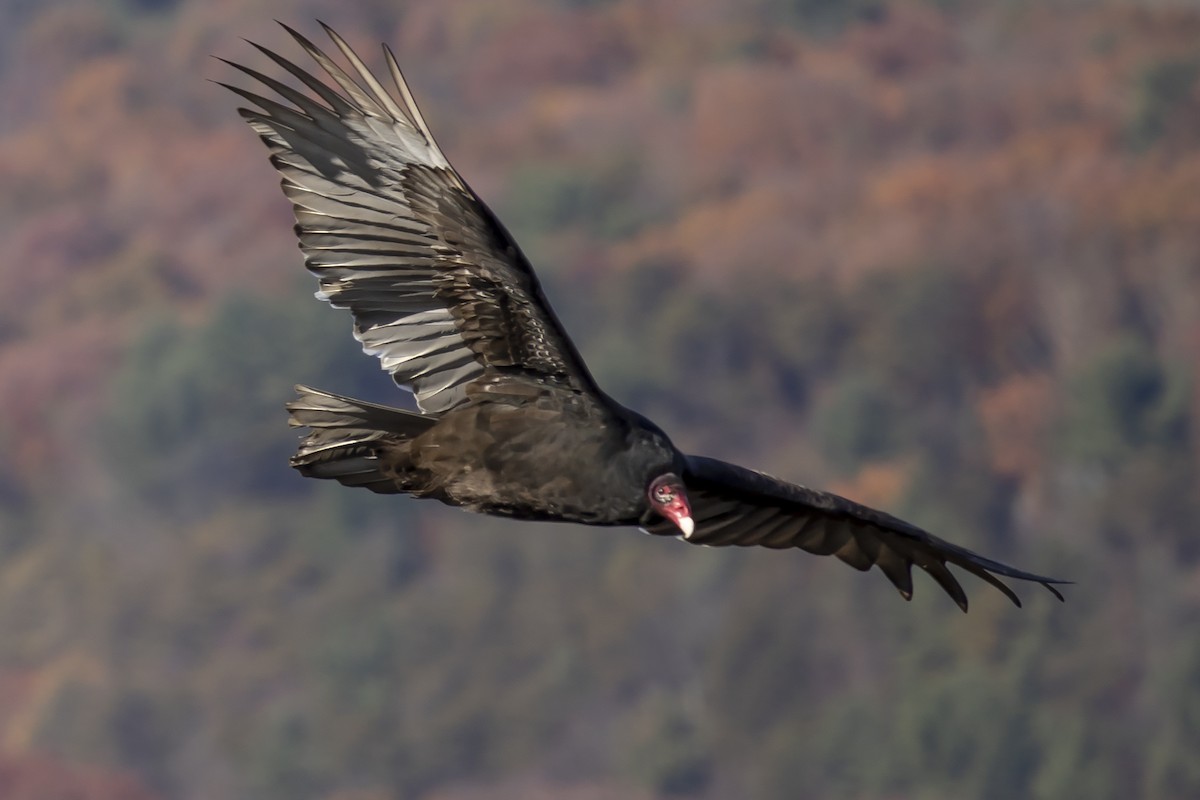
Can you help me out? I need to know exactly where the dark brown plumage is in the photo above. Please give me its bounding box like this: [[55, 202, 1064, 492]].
[[224, 23, 1068, 612]]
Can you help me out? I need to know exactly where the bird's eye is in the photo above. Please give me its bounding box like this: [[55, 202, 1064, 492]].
[[654, 486, 674, 503]]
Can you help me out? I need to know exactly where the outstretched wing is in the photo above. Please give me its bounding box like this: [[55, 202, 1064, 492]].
[[221, 23, 605, 414], [643, 455, 1068, 612]]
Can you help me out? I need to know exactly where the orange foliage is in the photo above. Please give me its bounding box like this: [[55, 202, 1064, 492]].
[[459, 8, 633, 106], [0, 754, 159, 800], [977, 374, 1056, 478], [829, 461, 911, 511], [1114, 156, 1200, 235], [688, 62, 868, 191], [614, 182, 820, 279], [0, 672, 36, 743]]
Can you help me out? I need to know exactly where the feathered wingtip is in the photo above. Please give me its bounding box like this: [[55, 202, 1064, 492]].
[[218, 21, 435, 135], [216, 21, 458, 181]]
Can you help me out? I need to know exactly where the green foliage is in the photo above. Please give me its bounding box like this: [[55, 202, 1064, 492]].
[[813, 374, 902, 472], [849, 267, 977, 400], [505, 162, 598, 232], [817, 268, 990, 478], [548, 0, 618, 8], [1061, 335, 1190, 466], [1090, 449, 1200, 558], [1146, 636, 1200, 798], [760, 0, 886, 37], [560, 261, 844, 449], [890, 667, 1039, 799], [1031, 712, 1126, 800], [1128, 56, 1200, 151], [127, 0, 180, 11], [101, 288, 384, 511], [503, 155, 660, 243], [615, 690, 711, 795], [752, 695, 873, 799]]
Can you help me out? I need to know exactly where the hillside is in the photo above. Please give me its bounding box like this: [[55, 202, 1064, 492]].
[[1, 1, 1199, 798]]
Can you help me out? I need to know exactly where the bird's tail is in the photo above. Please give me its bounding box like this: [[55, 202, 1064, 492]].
[[286, 384, 434, 493]]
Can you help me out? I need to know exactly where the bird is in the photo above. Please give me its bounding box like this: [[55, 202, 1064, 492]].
[[221, 22, 1067, 613]]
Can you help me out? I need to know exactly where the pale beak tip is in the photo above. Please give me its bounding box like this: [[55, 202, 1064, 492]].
[[678, 515, 695, 538]]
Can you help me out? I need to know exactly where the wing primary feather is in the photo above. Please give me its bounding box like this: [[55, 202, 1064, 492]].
[[224, 84, 306, 125], [918, 560, 969, 612], [280, 22, 383, 117], [318, 22, 409, 122], [957, 562, 1022, 607], [384, 44, 441, 150], [928, 538, 1070, 603], [873, 546, 915, 601], [217, 57, 333, 122], [248, 39, 357, 114]]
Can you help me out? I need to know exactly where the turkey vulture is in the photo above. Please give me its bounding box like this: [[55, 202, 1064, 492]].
[[222, 23, 1067, 612]]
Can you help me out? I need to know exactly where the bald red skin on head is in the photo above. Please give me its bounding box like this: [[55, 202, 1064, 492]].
[[648, 474, 693, 537]]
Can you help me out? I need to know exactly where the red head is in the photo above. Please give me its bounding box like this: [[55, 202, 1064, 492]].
[[648, 474, 694, 537]]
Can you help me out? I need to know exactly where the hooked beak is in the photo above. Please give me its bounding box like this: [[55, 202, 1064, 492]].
[[661, 497, 695, 538]]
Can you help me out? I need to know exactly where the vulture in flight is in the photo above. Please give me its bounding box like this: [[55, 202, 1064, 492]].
[[222, 23, 1067, 612]]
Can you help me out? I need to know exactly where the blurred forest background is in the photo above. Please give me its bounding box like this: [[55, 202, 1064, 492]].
[[1, 0, 1199, 798]]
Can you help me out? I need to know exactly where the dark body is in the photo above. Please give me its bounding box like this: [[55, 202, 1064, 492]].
[[380, 384, 678, 524], [226, 23, 1068, 612]]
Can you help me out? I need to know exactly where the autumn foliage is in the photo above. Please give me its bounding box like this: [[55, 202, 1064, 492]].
[[1, 1, 1199, 798]]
